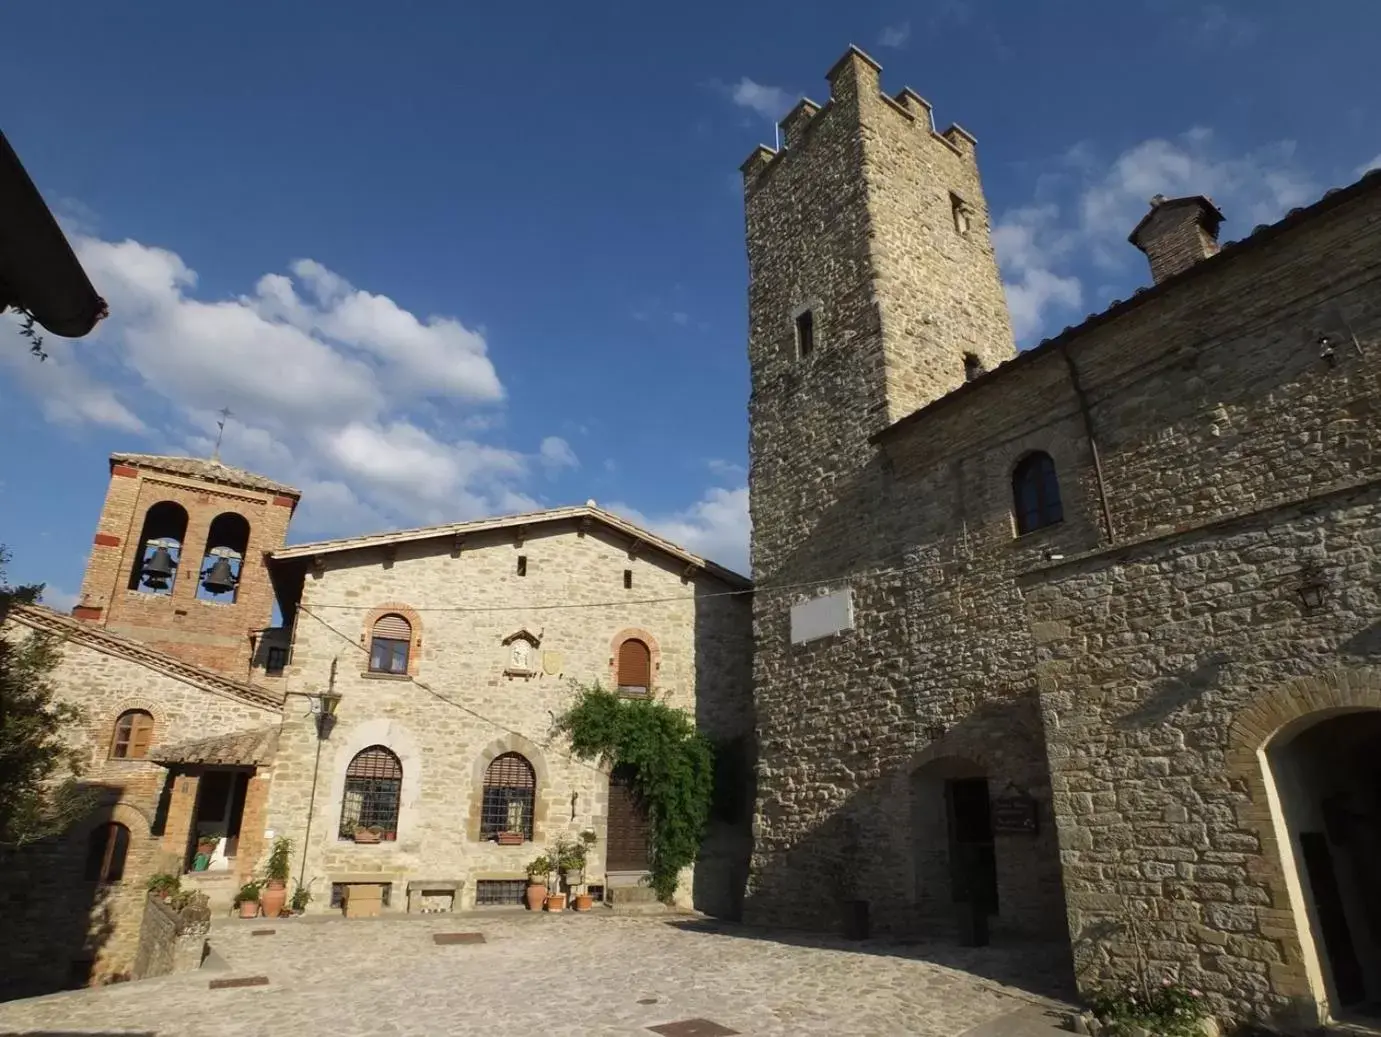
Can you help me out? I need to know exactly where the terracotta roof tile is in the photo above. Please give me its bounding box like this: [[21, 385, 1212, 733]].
[[110, 453, 300, 498]]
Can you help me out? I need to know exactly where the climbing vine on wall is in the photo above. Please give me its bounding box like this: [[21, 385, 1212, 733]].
[[555, 683, 713, 902]]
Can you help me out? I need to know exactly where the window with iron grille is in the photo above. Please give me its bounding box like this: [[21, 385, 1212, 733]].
[[616, 638, 651, 696], [339, 746, 402, 840], [85, 822, 130, 883], [475, 879, 525, 906], [330, 882, 392, 908], [110, 709, 154, 759], [368, 614, 411, 674], [480, 752, 536, 841], [1012, 451, 1064, 535], [266, 646, 288, 675]]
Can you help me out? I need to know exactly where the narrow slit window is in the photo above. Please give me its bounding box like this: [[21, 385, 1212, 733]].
[[516, 555, 527, 577], [963, 353, 984, 382], [794, 309, 815, 358], [951, 193, 973, 236], [623, 569, 633, 589]]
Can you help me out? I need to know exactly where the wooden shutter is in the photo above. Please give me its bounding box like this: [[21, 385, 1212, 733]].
[[617, 639, 651, 688], [373, 614, 411, 641], [128, 713, 154, 759]]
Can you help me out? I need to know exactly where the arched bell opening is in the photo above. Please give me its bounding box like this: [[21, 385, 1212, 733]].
[[127, 502, 189, 596], [195, 512, 250, 604]]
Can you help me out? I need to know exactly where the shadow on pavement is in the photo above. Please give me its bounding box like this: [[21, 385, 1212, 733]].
[[664, 917, 1077, 1004]]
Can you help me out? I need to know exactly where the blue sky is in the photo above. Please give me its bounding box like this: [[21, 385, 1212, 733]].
[[3, 0, 1379, 607]]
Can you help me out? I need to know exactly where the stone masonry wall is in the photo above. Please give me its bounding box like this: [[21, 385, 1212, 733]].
[[0, 614, 279, 998], [76, 460, 295, 678], [132, 893, 210, 980], [264, 521, 751, 915], [742, 46, 1062, 941]]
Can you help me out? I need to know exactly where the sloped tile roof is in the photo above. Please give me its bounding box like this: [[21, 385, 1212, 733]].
[[110, 453, 300, 498], [150, 726, 280, 766], [273, 503, 751, 588], [5, 605, 284, 711]]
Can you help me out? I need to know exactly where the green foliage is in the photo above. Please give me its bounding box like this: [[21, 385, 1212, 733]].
[[525, 854, 551, 881], [1087, 978, 1210, 1037], [169, 889, 209, 913], [290, 882, 313, 911], [234, 880, 263, 906], [266, 836, 292, 882], [555, 682, 713, 902], [0, 546, 96, 845], [146, 873, 182, 897]]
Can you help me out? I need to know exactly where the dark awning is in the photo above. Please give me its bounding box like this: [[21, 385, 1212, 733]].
[[0, 130, 107, 338]]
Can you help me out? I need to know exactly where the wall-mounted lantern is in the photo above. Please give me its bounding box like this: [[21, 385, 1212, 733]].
[[1296, 560, 1330, 611]]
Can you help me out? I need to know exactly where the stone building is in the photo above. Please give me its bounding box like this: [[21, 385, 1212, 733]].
[[741, 44, 1381, 1027], [3, 456, 751, 996]]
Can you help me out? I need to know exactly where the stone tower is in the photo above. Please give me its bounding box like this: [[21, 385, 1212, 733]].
[[741, 45, 1015, 583], [74, 453, 300, 677]]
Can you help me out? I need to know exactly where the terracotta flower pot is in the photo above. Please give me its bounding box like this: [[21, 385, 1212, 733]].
[[496, 832, 524, 846], [260, 880, 287, 919], [525, 882, 547, 911], [353, 828, 380, 844], [544, 893, 567, 912], [238, 900, 259, 919], [573, 893, 594, 912]]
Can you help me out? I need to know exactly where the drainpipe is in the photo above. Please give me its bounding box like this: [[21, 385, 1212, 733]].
[[1060, 343, 1117, 545], [294, 656, 336, 895]]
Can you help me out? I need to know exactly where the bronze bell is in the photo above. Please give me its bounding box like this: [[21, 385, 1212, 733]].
[[141, 546, 176, 589], [201, 556, 238, 595]]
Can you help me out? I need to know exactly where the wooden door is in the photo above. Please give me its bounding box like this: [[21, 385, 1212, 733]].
[[606, 766, 650, 871]]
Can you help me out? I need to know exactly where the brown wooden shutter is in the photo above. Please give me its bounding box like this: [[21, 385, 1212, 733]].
[[129, 713, 153, 759], [617, 639, 651, 688], [373, 614, 411, 641]]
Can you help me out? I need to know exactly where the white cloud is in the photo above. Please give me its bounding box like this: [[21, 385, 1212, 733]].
[[729, 78, 791, 122], [37, 584, 79, 613], [538, 436, 579, 472], [1358, 154, 1381, 176], [14, 233, 572, 537], [994, 128, 1317, 345], [878, 22, 911, 48], [608, 485, 751, 576], [707, 458, 746, 480]]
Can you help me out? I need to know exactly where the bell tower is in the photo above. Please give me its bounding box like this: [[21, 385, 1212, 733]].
[[74, 452, 300, 678]]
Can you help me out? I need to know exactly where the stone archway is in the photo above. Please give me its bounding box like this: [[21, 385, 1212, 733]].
[[1226, 667, 1381, 1021]]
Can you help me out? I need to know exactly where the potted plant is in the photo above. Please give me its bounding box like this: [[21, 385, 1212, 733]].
[[544, 889, 567, 912], [260, 836, 291, 918], [289, 882, 313, 915], [146, 873, 181, 902], [524, 855, 550, 911], [353, 825, 382, 844], [233, 880, 263, 919]]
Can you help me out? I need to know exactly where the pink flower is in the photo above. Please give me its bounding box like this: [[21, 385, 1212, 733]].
[[1190, 989, 1202, 997], [1162, 978, 1173, 986]]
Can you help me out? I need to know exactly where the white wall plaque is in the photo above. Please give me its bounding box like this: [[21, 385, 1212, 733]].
[[790, 587, 854, 645]]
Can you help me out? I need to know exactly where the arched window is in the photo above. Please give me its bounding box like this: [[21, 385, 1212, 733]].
[[369, 614, 412, 675], [617, 638, 652, 696], [195, 512, 250, 603], [110, 710, 154, 759], [1012, 451, 1064, 535], [480, 753, 536, 841], [85, 822, 130, 883], [339, 746, 402, 840], [127, 501, 189, 595]]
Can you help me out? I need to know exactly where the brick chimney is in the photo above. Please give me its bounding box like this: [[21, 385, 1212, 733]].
[[1128, 194, 1225, 284]]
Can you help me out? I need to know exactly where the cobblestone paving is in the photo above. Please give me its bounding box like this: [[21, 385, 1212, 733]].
[[0, 912, 1075, 1037]]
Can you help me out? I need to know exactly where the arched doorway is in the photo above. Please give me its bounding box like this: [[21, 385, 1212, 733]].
[[1268, 709, 1381, 1017], [910, 756, 998, 940]]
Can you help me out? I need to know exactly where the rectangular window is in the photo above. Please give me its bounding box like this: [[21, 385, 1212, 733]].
[[794, 309, 815, 358], [266, 646, 288, 675], [516, 555, 527, 577], [330, 882, 392, 909], [623, 569, 632, 589], [951, 193, 972, 236], [475, 880, 525, 906], [369, 637, 409, 674], [963, 353, 983, 382]]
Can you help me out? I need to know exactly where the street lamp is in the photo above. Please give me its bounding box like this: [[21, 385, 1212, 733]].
[[1296, 560, 1330, 611], [314, 689, 342, 738]]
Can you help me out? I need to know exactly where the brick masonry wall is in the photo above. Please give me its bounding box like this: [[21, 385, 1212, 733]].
[[264, 521, 751, 914], [76, 461, 294, 678], [0, 617, 279, 997], [130, 893, 209, 980]]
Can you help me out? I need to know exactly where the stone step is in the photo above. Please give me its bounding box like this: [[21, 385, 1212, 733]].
[[606, 900, 677, 916], [605, 883, 658, 905]]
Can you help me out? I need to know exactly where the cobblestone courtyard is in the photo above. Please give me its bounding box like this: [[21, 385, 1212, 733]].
[[0, 913, 1075, 1036]]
